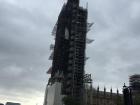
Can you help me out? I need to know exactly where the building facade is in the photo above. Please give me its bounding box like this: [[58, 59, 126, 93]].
[[5, 102, 20, 105], [129, 74, 140, 93], [85, 87, 123, 105]]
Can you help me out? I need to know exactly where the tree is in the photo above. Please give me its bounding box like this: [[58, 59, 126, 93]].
[[62, 96, 80, 105], [133, 94, 140, 105]]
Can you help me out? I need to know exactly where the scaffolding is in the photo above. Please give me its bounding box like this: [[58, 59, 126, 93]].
[[129, 74, 140, 93], [46, 0, 93, 105]]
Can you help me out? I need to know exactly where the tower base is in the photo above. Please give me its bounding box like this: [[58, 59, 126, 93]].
[[44, 82, 64, 105]]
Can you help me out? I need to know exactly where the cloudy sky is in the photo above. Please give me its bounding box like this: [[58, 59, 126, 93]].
[[0, 0, 140, 105]]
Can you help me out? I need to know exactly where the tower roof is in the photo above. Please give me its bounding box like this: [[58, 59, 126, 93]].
[[67, 0, 79, 5]]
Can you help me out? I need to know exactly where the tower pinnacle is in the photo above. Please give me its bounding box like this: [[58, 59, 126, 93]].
[[67, 0, 79, 6]]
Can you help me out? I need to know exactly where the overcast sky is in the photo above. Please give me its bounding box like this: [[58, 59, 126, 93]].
[[0, 0, 140, 105]]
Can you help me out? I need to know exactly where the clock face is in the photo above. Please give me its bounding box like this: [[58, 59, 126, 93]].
[[65, 27, 69, 40]]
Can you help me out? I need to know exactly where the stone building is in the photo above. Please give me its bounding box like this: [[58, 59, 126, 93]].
[[85, 86, 123, 105], [6, 102, 20, 105]]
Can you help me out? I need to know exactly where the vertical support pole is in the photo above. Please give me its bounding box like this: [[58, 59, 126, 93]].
[[104, 87, 106, 105], [90, 83, 93, 105], [97, 86, 99, 105]]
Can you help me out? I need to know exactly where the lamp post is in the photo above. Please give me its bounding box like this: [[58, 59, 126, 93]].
[[123, 84, 133, 105]]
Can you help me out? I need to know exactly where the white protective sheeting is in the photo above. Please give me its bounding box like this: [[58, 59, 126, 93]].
[[45, 82, 63, 105]]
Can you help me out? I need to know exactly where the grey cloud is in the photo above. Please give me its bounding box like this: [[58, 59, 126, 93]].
[[86, 0, 140, 89], [0, 0, 51, 99], [0, 0, 140, 104]]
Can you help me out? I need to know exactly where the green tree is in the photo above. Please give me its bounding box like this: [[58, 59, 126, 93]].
[[133, 94, 140, 105], [62, 96, 80, 105]]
